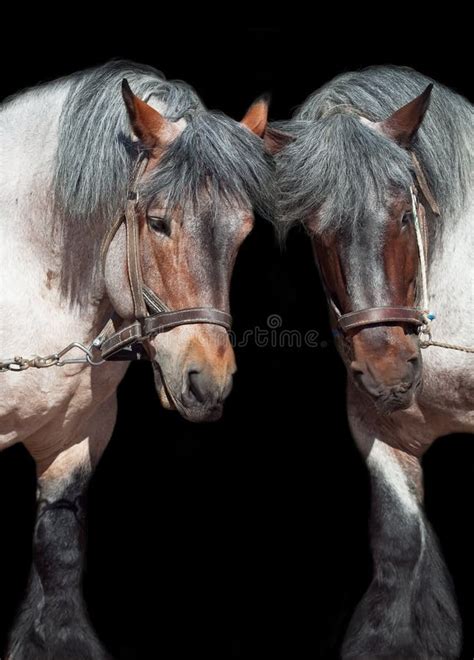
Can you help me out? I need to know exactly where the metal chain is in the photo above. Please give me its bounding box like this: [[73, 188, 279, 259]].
[[0, 342, 105, 373]]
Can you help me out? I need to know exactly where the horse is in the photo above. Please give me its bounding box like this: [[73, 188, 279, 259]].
[[0, 60, 274, 658], [272, 65, 473, 658]]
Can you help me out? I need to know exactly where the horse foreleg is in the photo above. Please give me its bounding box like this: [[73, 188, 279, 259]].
[[342, 392, 462, 659], [6, 398, 116, 660]]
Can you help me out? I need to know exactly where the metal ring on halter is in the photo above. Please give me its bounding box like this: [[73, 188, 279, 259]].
[[85, 352, 107, 367]]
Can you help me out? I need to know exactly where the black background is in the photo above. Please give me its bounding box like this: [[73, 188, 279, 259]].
[[0, 22, 472, 659]]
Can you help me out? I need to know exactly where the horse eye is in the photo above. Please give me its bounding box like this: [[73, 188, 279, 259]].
[[401, 211, 412, 227], [148, 216, 171, 237]]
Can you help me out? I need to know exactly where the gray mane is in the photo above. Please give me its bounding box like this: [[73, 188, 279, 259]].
[[53, 60, 273, 303], [140, 111, 274, 220], [274, 65, 473, 240]]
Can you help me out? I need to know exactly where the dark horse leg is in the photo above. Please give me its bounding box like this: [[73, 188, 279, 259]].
[[342, 388, 462, 659], [6, 401, 115, 660]]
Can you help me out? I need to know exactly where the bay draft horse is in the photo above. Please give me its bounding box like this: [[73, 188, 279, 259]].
[[0, 61, 274, 658], [272, 65, 473, 658]]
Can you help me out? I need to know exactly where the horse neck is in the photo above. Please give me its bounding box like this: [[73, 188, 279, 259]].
[[1, 85, 68, 253], [0, 84, 106, 328], [427, 193, 474, 343], [1, 84, 68, 193]]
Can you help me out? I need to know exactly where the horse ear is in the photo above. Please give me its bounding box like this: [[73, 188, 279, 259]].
[[376, 84, 433, 147], [240, 96, 269, 137], [263, 126, 296, 155], [121, 79, 181, 150], [240, 96, 295, 154]]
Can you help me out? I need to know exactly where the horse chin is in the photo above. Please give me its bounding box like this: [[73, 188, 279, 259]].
[[369, 380, 421, 414], [178, 404, 224, 424], [373, 392, 415, 414]]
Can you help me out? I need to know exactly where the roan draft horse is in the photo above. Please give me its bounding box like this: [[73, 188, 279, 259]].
[[0, 61, 274, 658], [273, 66, 473, 658]]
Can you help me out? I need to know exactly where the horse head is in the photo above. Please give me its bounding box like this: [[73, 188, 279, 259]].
[[104, 82, 273, 422]]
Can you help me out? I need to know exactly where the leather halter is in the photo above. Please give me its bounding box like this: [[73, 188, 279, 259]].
[[325, 151, 439, 338], [93, 153, 232, 361]]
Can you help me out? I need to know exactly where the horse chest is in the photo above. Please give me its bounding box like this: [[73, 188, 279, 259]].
[[418, 349, 474, 433], [1, 368, 98, 449]]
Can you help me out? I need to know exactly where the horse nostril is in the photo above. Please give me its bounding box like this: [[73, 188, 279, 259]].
[[187, 370, 206, 404], [350, 361, 368, 391], [181, 369, 231, 408], [407, 354, 420, 370], [350, 361, 365, 376]]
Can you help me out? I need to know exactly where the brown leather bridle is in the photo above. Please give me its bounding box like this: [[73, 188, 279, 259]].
[[93, 153, 232, 361], [0, 153, 233, 372], [323, 152, 439, 342]]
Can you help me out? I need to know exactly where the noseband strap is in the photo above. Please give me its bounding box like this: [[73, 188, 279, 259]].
[[326, 158, 438, 341], [338, 307, 426, 333], [98, 308, 232, 361], [143, 308, 232, 336], [95, 154, 232, 361]]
